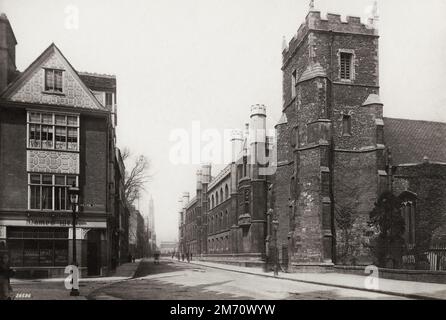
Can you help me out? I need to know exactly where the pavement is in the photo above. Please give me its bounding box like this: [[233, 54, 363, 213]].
[[9, 260, 142, 300], [177, 258, 446, 300]]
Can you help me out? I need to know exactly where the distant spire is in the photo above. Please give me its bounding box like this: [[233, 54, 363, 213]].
[[281, 36, 288, 52]]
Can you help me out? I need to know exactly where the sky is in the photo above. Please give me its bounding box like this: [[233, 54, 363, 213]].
[[1, 0, 446, 244]]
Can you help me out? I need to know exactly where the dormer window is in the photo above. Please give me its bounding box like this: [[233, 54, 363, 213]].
[[45, 69, 63, 92]]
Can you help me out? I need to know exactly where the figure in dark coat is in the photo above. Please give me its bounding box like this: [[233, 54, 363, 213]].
[[0, 244, 14, 300]]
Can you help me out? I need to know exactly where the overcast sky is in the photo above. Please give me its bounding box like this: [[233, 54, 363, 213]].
[[2, 0, 446, 243]]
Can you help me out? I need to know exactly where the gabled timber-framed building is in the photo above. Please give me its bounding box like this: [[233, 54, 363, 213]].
[[0, 13, 126, 277]]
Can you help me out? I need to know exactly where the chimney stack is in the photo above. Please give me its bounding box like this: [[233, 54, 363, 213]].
[[249, 104, 267, 178], [201, 163, 211, 184], [0, 13, 17, 93], [230, 129, 244, 163], [196, 169, 203, 191], [182, 192, 190, 209]]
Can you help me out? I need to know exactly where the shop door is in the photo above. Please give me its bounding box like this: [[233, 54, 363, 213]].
[[87, 231, 101, 276]]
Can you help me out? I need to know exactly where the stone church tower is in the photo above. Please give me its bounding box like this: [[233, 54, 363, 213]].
[[274, 9, 384, 268]]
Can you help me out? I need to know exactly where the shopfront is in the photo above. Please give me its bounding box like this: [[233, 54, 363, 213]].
[[0, 216, 107, 278], [7, 227, 69, 268]]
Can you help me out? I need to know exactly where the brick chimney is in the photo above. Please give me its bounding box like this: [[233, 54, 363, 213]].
[[0, 13, 17, 93]]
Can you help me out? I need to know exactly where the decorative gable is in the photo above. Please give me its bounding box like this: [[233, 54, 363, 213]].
[[1, 44, 106, 111]]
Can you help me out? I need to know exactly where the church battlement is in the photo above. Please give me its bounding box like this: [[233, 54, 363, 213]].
[[282, 11, 378, 64]]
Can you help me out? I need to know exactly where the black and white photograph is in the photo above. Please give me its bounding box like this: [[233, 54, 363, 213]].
[[0, 0, 446, 313]]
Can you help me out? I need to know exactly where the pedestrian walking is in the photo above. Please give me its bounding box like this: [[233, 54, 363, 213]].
[[0, 243, 14, 300], [154, 251, 160, 264], [181, 253, 185, 261]]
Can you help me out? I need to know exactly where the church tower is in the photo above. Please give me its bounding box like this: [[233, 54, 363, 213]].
[[275, 6, 384, 268]]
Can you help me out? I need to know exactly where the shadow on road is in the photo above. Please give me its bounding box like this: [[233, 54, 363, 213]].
[[133, 258, 198, 278]]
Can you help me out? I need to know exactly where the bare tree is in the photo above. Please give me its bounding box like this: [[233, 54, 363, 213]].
[[123, 149, 151, 206], [121, 147, 131, 162]]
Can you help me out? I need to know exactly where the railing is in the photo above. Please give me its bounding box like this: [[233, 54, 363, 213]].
[[426, 244, 446, 271]]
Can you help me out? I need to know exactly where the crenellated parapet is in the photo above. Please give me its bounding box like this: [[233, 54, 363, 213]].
[[282, 11, 378, 65]]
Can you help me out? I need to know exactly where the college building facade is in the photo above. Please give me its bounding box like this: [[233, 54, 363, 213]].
[[179, 8, 446, 271], [178, 105, 274, 265]]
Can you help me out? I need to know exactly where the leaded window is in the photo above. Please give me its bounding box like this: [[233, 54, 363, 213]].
[[27, 112, 79, 151], [45, 69, 63, 92], [29, 174, 78, 211]]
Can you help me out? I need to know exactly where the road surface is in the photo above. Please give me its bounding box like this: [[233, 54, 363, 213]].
[[88, 258, 408, 300]]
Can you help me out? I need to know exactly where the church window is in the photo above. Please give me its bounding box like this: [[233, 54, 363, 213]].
[[342, 114, 352, 136], [340, 52, 353, 80], [291, 70, 297, 98]]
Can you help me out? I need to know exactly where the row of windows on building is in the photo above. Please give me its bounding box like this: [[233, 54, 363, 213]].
[[181, 236, 230, 254], [184, 224, 198, 242], [184, 209, 231, 242], [290, 51, 354, 99], [208, 210, 230, 234], [28, 112, 79, 151], [209, 184, 230, 209], [208, 235, 230, 253]]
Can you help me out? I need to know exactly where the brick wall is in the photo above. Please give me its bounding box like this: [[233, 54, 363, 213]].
[[0, 107, 27, 210], [334, 151, 377, 264], [395, 164, 446, 248], [80, 115, 107, 213]]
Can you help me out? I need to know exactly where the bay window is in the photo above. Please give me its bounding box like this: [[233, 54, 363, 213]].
[[27, 111, 79, 151]]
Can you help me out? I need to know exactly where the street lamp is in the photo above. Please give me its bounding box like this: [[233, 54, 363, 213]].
[[272, 218, 279, 277], [68, 182, 80, 296]]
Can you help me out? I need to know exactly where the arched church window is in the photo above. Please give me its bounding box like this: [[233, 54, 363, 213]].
[[342, 114, 352, 136]]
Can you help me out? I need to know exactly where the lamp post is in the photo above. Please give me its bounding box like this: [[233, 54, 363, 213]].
[[68, 182, 80, 296], [272, 218, 279, 277]]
